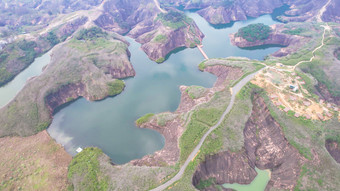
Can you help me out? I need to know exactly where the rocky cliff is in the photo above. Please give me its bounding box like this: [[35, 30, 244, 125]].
[[193, 94, 303, 191], [0, 30, 134, 137], [325, 139, 340, 164], [95, 0, 204, 62]]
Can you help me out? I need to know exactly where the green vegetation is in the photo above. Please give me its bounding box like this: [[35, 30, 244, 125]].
[[193, 108, 222, 126], [76, 27, 108, 41], [107, 80, 125, 97], [282, 28, 306, 36], [153, 34, 168, 43], [196, 178, 216, 190], [46, 31, 60, 46], [156, 11, 190, 29], [0, 39, 38, 86], [179, 116, 209, 164], [68, 147, 109, 191], [198, 62, 206, 71], [156, 57, 165, 63], [179, 89, 230, 164], [185, 86, 206, 99], [290, 140, 312, 160], [236, 23, 272, 42], [17, 40, 38, 64], [136, 113, 155, 126]]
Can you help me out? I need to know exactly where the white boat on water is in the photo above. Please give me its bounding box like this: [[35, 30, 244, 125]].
[[76, 147, 83, 153]]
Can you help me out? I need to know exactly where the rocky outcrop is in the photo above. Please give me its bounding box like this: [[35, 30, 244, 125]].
[[137, 21, 204, 62], [325, 139, 340, 164], [192, 151, 257, 186], [245, 94, 303, 190], [230, 24, 306, 57], [95, 0, 204, 62], [193, 94, 303, 191], [132, 65, 243, 166], [45, 83, 88, 115]]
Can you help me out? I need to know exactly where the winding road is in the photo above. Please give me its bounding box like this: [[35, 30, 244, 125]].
[[150, 69, 265, 191]]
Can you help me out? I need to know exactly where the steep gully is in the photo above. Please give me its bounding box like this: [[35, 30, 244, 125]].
[[193, 94, 303, 191], [151, 68, 264, 191]]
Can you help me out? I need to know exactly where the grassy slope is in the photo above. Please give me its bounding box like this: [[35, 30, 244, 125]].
[[0, 28, 131, 137], [0, 131, 72, 191]]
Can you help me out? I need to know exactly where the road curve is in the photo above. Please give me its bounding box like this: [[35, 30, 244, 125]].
[[150, 68, 265, 191]]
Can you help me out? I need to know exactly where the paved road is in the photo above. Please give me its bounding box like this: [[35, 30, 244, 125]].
[[150, 69, 264, 191]]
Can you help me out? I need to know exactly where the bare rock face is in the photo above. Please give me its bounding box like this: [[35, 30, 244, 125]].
[[192, 151, 258, 186], [245, 94, 303, 190], [193, 94, 303, 191], [45, 83, 88, 115], [325, 139, 340, 164]]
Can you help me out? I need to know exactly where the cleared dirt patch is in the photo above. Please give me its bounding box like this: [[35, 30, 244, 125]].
[[0, 131, 71, 191]]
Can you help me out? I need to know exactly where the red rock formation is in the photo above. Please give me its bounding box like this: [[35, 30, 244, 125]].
[[193, 94, 303, 191]]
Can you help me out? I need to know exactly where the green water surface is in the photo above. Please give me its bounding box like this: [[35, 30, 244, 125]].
[[223, 168, 271, 191]]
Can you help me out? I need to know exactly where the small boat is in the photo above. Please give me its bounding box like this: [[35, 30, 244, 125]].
[[76, 147, 83, 153]]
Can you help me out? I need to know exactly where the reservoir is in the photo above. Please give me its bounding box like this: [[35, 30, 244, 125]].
[[47, 13, 281, 165]]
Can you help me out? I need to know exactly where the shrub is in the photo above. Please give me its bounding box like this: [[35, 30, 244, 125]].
[[76, 27, 108, 41], [68, 147, 109, 191], [156, 11, 188, 29], [46, 31, 60, 46], [136, 113, 154, 126], [107, 80, 125, 96], [283, 28, 306, 36], [153, 35, 167, 43], [236, 23, 272, 42], [155, 57, 165, 63]]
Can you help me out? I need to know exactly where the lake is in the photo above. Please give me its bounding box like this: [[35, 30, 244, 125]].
[[47, 13, 281, 165]]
